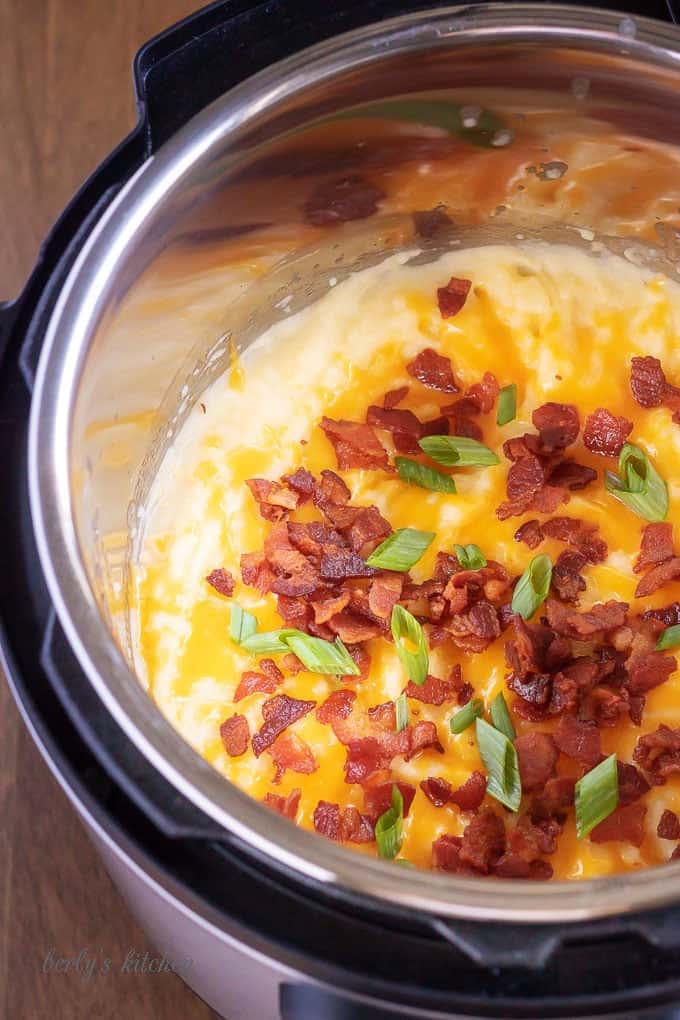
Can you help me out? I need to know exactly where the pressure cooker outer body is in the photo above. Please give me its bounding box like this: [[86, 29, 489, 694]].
[[5, 1, 680, 1018]]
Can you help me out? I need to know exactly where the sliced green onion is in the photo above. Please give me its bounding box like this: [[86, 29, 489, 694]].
[[375, 785, 404, 860], [575, 753, 619, 839], [450, 697, 484, 734], [454, 543, 487, 570], [391, 604, 428, 687], [366, 528, 435, 571], [419, 435, 500, 468], [511, 554, 553, 620], [475, 717, 521, 812], [395, 456, 457, 493], [489, 692, 516, 742], [241, 629, 294, 655], [395, 692, 409, 733], [657, 624, 680, 651], [604, 442, 668, 523], [284, 633, 360, 676], [230, 604, 258, 645], [497, 383, 517, 426]]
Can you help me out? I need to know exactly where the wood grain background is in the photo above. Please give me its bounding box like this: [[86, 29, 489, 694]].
[[0, 2, 218, 1016]]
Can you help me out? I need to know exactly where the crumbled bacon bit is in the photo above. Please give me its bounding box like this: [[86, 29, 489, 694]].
[[220, 714, 250, 756], [515, 732, 559, 792], [643, 602, 680, 627], [282, 652, 305, 674], [346, 506, 392, 554], [547, 460, 597, 492], [314, 468, 351, 507], [406, 347, 459, 392], [344, 737, 394, 785], [531, 776, 575, 823], [449, 771, 487, 811], [318, 548, 376, 580], [465, 372, 500, 414], [635, 523, 674, 573], [436, 276, 472, 319], [583, 408, 633, 457], [251, 695, 316, 757], [658, 810, 680, 839], [448, 600, 501, 652], [206, 568, 235, 597], [320, 417, 389, 471], [303, 175, 385, 225], [634, 725, 680, 784], [432, 834, 462, 871], [383, 385, 410, 409], [283, 467, 316, 500], [263, 788, 301, 820], [405, 720, 445, 760], [635, 557, 680, 598], [506, 454, 545, 502], [246, 477, 299, 521], [234, 665, 282, 701], [368, 573, 403, 620], [413, 205, 453, 239], [532, 403, 580, 451], [459, 809, 506, 874], [405, 673, 458, 706], [364, 782, 416, 821], [590, 802, 647, 847], [269, 732, 318, 782], [617, 761, 650, 805], [627, 650, 676, 695], [546, 598, 628, 639], [313, 801, 374, 843], [343, 643, 371, 682], [551, 549, 587, 604], [316, 689, 356, 725], [420, 776, 452, 807], [368, 701, 396, 731], [542, 516, 608, 564], [240, 551, 276, 593], [630, 355, 667, 407], [515, 519, 545, 550], [553, 714, 602, 767]]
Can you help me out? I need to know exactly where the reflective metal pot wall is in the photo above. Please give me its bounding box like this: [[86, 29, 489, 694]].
[[27, 4, 680, 922]]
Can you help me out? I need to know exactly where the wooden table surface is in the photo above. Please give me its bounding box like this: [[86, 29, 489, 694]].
[[0, 2, 219, 1016]]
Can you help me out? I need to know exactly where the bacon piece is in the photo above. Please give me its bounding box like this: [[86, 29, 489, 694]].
[[634, 725, 680, 784], [240, 551, 276, 593], [366, 404, 426, 452], [531, 776, 575, 822], [310, 589, 350, 626], [515, 732, 558, 792], [617, 761, 651, 805], [532, 402, 580, 450], [265, 523, 320, 597], [220, 714, 250, 757], [263, 788, 301, 820], [643, 602, 680, 626], [283, 467, 316, 500], [583, 408, 633, 457], [420, 776, 452, 807], [344, 643, 371, 682], [627, 651, 676, 695], [448, 600, 501, 652], [282, 652, 305, 674], [206, 568, 235, 597], [251, 694, 316, 757], [314, 468, 351, 507], [367, 573, 403, 620], [432, 834, 463, 871], [312, 801, 374, 843], [546, 598, 628, 639], [547, 460, 597, 492], [246, 477, 299, 521], [515, 519, 544, 550], [368, 701, 396, 731], [346, 506, 392, 553], [363, 782, 416, 821], [320, 417, 388, 471], [328, 612, 385, 643], [269, 731, 318, 782], [413, 205, 453, 239], [405, 720, 444, 760], [287, 521, 345, 559], [553, 714, 602, 767], [436, 276, 471, 319], [635, 523, 674, 573], [383, 385, 410, 409], [316, 689, 356, 725], [542, 516, 607, 564], [303, 175, 384, 225], [590, 802, 647, 847], [234, 665, 282, 701], [344, 737, 393, 784], [318, 548, 376, 581], [658, 810, 680, 839], [405, 673, 458, 706], [630, 355, 667, 407], [635, 557, 680, 597], [406, 347, 458, 392], [551, 549, 587, 604], [449, 770, 487, 811], [459, 810, 506, 874], [506, 454, 545, 502]]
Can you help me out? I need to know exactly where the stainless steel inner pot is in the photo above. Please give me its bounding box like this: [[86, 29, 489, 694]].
[[27, 3, 680, 923]]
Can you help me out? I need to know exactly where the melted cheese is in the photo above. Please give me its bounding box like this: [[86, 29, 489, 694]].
[[135, 242, 680, 877]]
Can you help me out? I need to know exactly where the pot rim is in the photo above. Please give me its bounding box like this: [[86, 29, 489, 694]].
[[28, 3, 680, 923]]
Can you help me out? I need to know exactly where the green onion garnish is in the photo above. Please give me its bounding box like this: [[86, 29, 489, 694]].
[[375, 785, 404, 860], [489, 692, 516, 741], [337, 99, 506, 149], [284, 633, 360, 676], [511, 554, 553, 620], [366, 527, 435, 571], [395, 456, 457, 493], [575, 753, 618, 839], [657, 624, 680, 651], [496, 383, 517, 426], [230, 605, 258, 645], [454, 543, 487, 570], [395, 692, 409, 733], [419, 435, 500, 467], [391, 604, 428, 687], [241, 629, 293, 655], [450, 697, 484, 734], [604, 442, 668, 523], [475, 717, 521, 812]]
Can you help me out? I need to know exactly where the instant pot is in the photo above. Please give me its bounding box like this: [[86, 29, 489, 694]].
[[5, 2, 680, 1017]]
